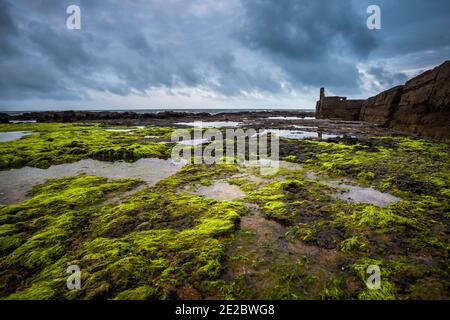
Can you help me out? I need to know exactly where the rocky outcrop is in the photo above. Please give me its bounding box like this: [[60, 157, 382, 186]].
[[9, 110, 315, 124], [317, 60, 450, 140], [388, 61, 450, 140], [0, 113, 10, 123], [12, 110, 212, 122], [360, 85, 403, 126]]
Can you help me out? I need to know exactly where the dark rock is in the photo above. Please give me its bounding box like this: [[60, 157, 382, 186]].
[[389, 61, 450, 140], [360, 85, 404, 126], [0, 113, 10, 123], [316, 60, 450, 141]]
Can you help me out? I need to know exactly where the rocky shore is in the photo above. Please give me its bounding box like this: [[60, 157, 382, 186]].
[[3, 61, 449, 142], [317, 61, 450, 141], [1, 110, 314, 125]]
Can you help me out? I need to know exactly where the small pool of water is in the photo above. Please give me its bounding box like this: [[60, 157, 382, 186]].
[[331, 183, 400, 207], [0, 158, 185, 205], [175, 121, 241, 128], [293, 125, 319, 130], [9, 120, 37, 124], [266, 129, 341, 140], [178, 138, 209, 146], [307, 172, 400, 207], [306, 171, 402, 208], [105, 126, 146, 133], [0, 131, 32, 142], [267, 116, 316, 120], [191, 181, 246, 201]]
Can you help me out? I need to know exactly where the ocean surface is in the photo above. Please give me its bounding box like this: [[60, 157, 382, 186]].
[[3, 108, 315, 116]]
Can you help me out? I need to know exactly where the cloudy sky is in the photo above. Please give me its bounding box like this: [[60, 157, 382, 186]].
[[1, 0, 449, 111]]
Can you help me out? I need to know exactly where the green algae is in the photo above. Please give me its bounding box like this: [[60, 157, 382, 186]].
[[0, 162, 248, 300], [0, 123, 174, 170], [244, 177, 334, 224], [0, 124, 449, 300], [339, 235, 369, 254]]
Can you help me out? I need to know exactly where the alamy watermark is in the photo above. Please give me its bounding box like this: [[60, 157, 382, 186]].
[[67, 4, 381, 31], [66, 5, 81, 30], [66, 264, 81, 290], [366, 265, 381, 290], [367, 5, 381, 30], [170, 127, 280, 174]]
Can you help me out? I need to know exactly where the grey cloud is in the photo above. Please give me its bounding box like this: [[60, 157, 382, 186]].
[[0, 0, 286, 101], [367, 66, 408, 88], [237, 0, 379, 94], [0, 0, 449, 106]]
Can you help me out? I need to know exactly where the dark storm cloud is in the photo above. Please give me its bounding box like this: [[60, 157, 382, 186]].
[[1, 0, 280, 100], [0, 0, 19, 57], [238, 0, 379, 94], [0, 0, 449, 105], [365, 0, 450, 57], [366, 66, 408, 88]]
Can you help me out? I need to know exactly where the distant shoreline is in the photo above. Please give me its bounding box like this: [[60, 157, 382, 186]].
[[2, 109, 314, 116]]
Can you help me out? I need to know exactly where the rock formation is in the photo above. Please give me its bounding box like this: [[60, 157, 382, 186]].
[[316, 60, 450, 140], [360, 85, 403, 127], [388, 61, 450, 140]]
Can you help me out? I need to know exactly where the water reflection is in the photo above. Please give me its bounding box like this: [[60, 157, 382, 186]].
[[0, 158, 185, 204]]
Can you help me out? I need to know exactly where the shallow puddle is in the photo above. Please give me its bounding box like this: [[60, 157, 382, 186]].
[[9, 120, 37, 124], [307, 172, 400, 207], [175, 121, 241, 128], [191, 181, 246, 201], [0, 158, 185, 205], [293, 125, 319, 130], [178, 138, 209, 146], [265, 129, 342, 140], [105, 129, 135, 133], [331, 183, 400, 207], [105, 126, 146, 133], [267, 116, 316, 120], [0, 131, 32, 142]]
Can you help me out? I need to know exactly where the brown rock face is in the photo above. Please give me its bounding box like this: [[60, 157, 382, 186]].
[[360, 85, 404, 126], [389, 61, 450, 140], [316, 60, 450, 141]]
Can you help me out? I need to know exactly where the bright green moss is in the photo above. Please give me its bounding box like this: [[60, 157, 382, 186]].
[[0, 163, 248, 300], [0, 123, 175, 170], [114, 285, 157, 300], [357, 171, 376, 183], [5, 284, 56, 300], [339, 235, 369, 254], [262, 201, 289, 219], [357, 281, 397, 300], [295, 136, 450, 199], [284, 155, 297, 162], [1, 126, 449, 300], [289, 226, 315, 242], [246, 178, 333, 224], [321, 278, 347, 300], [351, 258, 397, 300]]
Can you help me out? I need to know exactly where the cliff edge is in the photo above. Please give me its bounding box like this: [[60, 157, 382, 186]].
[[316, 61, 450, 140]]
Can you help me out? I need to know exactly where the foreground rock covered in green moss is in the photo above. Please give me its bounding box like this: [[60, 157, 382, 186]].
[[0, 123, 449, 300], [0, 123, 174, 169], [1, 165, 248, 299]]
